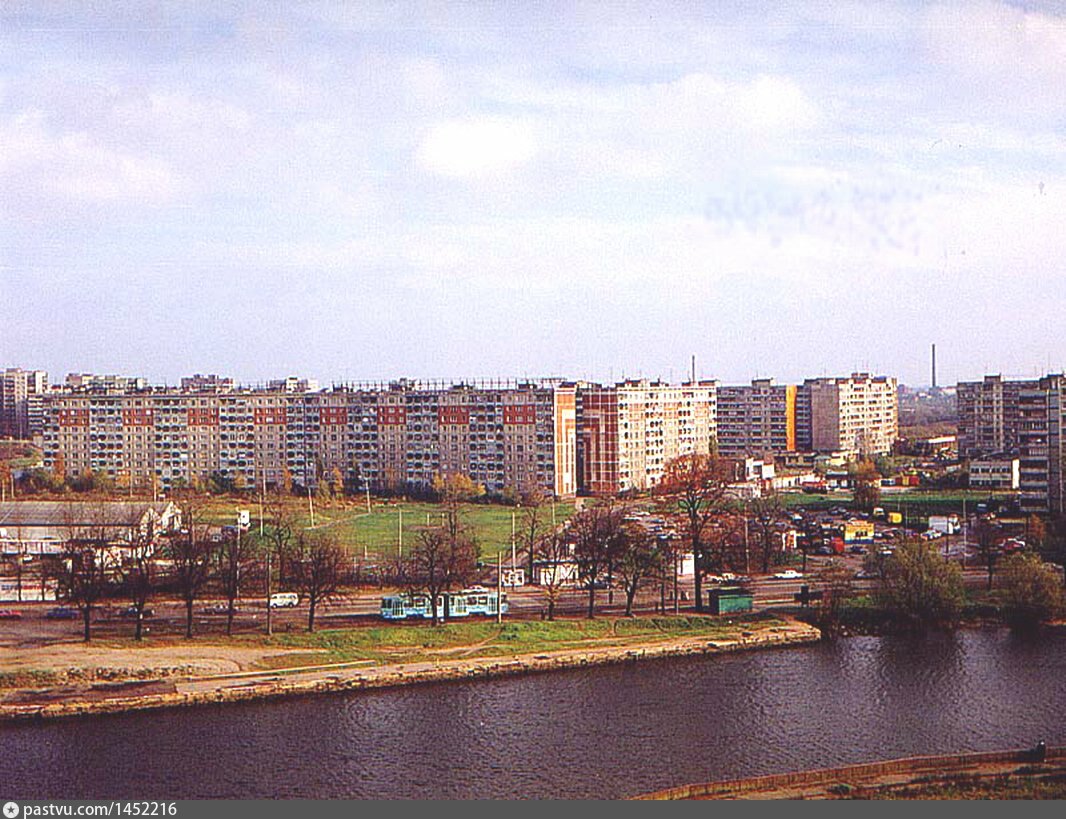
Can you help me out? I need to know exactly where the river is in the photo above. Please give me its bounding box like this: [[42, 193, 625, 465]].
[[3, 628, 1065, 799]]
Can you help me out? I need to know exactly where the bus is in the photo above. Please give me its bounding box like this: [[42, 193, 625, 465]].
[[380, 586, 508, 621]]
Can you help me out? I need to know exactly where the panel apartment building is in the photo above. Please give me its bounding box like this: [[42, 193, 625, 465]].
[[958, 373, 1066, 515], [40, 381, 578, 498], [576, 380, 717, 495], [800, 374, 898, 456], [1, 368, 49, 440], [716, 379, 797, 458]]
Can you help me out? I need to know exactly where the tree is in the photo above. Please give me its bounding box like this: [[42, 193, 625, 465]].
[[998, 553, 1065, 628], [432, 471, 486, 504], [570, 501, 625, 618], [291, 532, 346, 632], [878, 539, 965, 629], [749, 491, 785, 574], [519, 484, 547, 581], [616, 524, 661, 616], [536, 529, 572, 621], [217, 526, 256, 637], [816, 561, 856, 636], [117, 521, 159, 641], [167, 499, 216, 638], [797, 514, 824, 574], [56, 539, 110, 641], [851, 459, 882, 511], [403, 522, 477, 625], [972, 517, 1003, 591], [262, 493, 296, 635], [656, 454, 736, 612]]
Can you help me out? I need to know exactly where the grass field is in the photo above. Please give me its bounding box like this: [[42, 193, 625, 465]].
[[779, 489, 1015, 518], [201, 496, 576, 559]]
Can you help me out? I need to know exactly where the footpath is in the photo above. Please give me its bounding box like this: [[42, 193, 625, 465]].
[[0, 620, 820, 722]]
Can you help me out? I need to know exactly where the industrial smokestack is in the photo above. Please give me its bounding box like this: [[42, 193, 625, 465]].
[[691, 354, 696, 383], [931, 343, 937, 389]]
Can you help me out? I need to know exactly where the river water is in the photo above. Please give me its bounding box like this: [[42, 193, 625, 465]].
[[3, 628, 1065, 799]]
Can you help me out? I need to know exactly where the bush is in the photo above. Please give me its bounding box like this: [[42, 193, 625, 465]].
[[877, 540, 965, 629], [998, 553, 1065, 628]]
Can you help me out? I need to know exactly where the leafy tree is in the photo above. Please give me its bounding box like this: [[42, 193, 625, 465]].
[[656, 454, 736, 612], [999, 553, 1065, 628], [877, 539, 965, 629], [850, 459, 882, 511]]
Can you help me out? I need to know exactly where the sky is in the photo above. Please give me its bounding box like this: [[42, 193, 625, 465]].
[[1, 1, 1064, 388]]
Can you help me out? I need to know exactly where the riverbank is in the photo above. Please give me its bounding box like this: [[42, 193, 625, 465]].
[[0, 615, 820, 722], [636, 745, 1066, 799]]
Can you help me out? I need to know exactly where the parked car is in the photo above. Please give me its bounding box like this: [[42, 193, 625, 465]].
[[268, 592, 299, 608], [0, 609, 23, 620], [848, 545, 868, 555], [854, 569, 879, 580], [207, 602, 238, 614], [45, 607, 79, 620], [772, 569, 804, 580], [120, 605, 154, 618]]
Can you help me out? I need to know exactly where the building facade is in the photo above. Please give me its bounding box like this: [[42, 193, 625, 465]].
[[576, 380, 717, 495], [956, 375, 1033, 457], [40, 381, 577, 498], [800, 374, 898, 456], [0, 368, 49, 440], [716, 379, 797, 458]]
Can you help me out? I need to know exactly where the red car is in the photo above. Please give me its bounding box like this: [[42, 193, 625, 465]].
[[0, 609, 23, 620]]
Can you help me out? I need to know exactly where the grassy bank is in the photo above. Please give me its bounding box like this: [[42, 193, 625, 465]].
[[860, 772, 1066, 799], [246, 612, 787, 670]]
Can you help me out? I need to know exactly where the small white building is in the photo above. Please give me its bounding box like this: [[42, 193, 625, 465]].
[[969, 456, 1020, 490], [531, 559, 580, 587]]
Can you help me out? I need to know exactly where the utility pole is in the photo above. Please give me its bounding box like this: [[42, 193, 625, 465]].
[[266, 548, 272, 636], [511, 510, 517, 573], [497, 550, 503, 624], [307, 484, 315, 528], [398, 508, 403, 559]]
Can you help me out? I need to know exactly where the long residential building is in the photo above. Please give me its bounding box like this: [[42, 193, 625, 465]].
[[40, 381, 578, 498], [956, 374, 1032, 457], [576, 379, 717, 495]]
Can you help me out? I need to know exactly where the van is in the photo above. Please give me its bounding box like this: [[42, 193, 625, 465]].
[[269, 592, 299, 608]]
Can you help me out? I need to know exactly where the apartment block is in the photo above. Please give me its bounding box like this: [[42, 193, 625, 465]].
[[716, 379, 796, 458], [1, 368, 49, 440], [956, 375, 1033, 457], [801, 374, 898, 456], [576, 380, 717, 495], [1017, 375, 1066, 515], [41, 381, 577, 498]]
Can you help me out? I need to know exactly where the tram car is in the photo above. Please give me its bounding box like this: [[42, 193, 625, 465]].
[[380, 586, 508, 620]]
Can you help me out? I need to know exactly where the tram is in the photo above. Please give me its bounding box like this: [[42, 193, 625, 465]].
[[380, 586, 508, 620]]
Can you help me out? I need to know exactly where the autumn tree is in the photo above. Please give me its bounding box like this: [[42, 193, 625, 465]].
[[570, 500, 626, 618], [656, 454, 737, 612], [616, 524, 661, 616], [403, 521, 478, 625], [290, 532, 347, 632]]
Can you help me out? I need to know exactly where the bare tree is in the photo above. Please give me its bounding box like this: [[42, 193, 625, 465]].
[[217, 526, 256, 636], [262, 493, 296, 635], [167, 499, 216, 638], [291, 532, 346, 632], [571, 500, 625, 618], [656, 454, 737, 612], [535, 529, 572, 620], [402, 516, 478, 626], [973, 517, 1002, 591], [519, 483, 546, 580], [57, 502, 122, 641], [117, 520, 159, 641], [750, 491, 786, 574], [616, 524, 661, 616]]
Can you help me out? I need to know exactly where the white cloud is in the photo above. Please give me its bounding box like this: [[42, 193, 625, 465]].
[[416, 116, 536, 179]]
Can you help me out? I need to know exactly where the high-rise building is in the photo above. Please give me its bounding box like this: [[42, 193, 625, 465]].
[[716, 378, 797, 458], [576, 380, 717, 495], [41, 380, 577, 498], [1017, 374, 1065, 515], [1, 368, 49, 439], [799, 374, 898, 456], [956, 375, 1033, 457]]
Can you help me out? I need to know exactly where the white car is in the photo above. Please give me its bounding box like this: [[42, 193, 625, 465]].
[[772, 569, 804, 580], [269, 592, 300, 608]]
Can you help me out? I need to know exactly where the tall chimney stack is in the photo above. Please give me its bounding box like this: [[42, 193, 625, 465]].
[[931, 343, 937, 389]]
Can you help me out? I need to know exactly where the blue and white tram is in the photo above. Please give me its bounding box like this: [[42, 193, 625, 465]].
[[380, 586, 508, 620]]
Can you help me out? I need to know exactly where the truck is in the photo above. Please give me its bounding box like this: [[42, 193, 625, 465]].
[[927, 515, 960, 535]]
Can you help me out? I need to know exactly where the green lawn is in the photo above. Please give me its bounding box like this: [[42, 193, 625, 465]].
[[202, 497, 575, 560], [779, 489, 1015, 519]]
